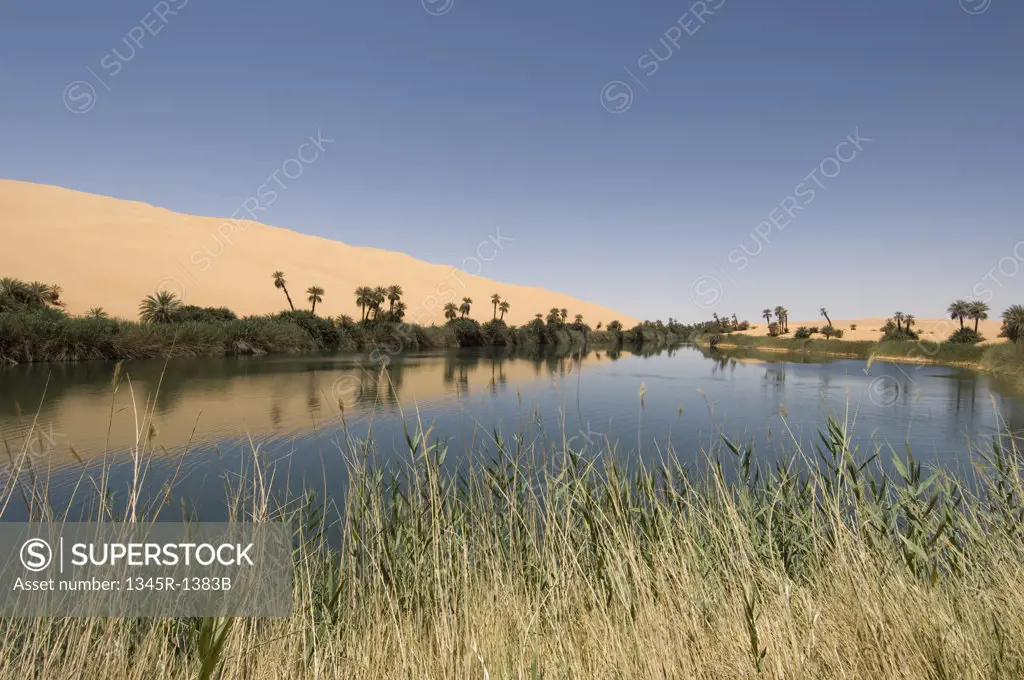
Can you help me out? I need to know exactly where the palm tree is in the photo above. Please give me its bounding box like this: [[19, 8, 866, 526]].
[[1001, 304, 1024, 342], [762, 309, 772, 325], [774, 306, 785, 333], [534, 312, 543, 321], [574, 313, 584, 324], [608, 320, 622, 331], [86, 307, 108, 319], [444, 302, 459, 320], [272, 271, 295, 311], [372, 287, 387, 320], [354, 287, 374, 321], [780, 307, 789, 333], [386, 285, 403, 313], [393, 301, 407, 321], [560, 308, 568, 323], [547, 307, 561, 324], [138, 290, 181, 323], [904, 314, 916, 331], [819, 307, 832, 328], [498, 300, 510, 321], [306, 286, 324, 314], [893, 311, 905, 332], [967, 301, 989, 333], [948, 299, 969, 330], [336, 314, 355, 326], [490, 293, 502, 319]]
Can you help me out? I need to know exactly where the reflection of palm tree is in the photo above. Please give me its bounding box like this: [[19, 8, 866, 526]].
[[272, 271, 295, 311]]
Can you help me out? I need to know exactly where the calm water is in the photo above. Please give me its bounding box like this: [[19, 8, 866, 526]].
[[2, 346, 1022, 519]]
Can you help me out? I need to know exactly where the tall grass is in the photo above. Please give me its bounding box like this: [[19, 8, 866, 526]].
[[1, 375, 1024, 678]]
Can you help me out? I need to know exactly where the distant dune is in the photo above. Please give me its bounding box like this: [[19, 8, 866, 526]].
[[0, 180, 638, 327], [737, 317, 1006, 345]]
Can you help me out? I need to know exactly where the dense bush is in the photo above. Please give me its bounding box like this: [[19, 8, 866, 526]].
[[794, 327, 813, 339], [173, 305, 238, 323], [947, 327, 984, 345]]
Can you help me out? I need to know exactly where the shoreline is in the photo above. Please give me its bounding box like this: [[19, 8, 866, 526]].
[[697, 334, 1024, 387]]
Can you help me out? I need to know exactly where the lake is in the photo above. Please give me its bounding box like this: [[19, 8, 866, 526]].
[[2, 345, 1022, 520]]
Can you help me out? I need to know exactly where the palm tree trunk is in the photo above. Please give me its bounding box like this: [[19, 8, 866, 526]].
[[500, 310, 505, 321], [360, 304, 366, 321], [974, 317, 979, 333], [283, 287, 295, 311], [959, 316, 964, 330], [311, 300, 317, 314]]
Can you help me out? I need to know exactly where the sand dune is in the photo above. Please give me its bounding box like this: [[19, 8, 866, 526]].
[[737, 317, 1006, 344], [0, 180, 638, 327]]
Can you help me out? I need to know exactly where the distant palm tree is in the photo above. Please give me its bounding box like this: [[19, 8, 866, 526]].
[[444, 302, 458, 320], [904, 314, 916, 331], [608, 320, 622, 331], [547, 307, 561, 324], [138, 290, 181, 323], [819, 307, 832, 328], [574, 314, 584, 324], [386, 285, 403, 313], [460, 297, 472, 318], [393, 301, 407, 320], [780, 307, 789, 333], [498, 300, 510, 321], [490, 293, 502, 319], [948, 299, 969, 330], [354, 287, 373, 321], [774, 306, 785, 333], [967, 301, 989, 333], [272, 271, 295, 311], [86, 307, 108, 319], [893, 311, 905, 332], [534, 312, 543, 321], [306, 286, 324, 314], [337, 314, 355, 326], [1002, 304, 1024, 342], [372, 287, 388, 320], [762, 309, 772, 325], [560, 308, 568, 323]]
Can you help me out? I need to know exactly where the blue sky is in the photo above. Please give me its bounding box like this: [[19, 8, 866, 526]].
[[1, 0, 1022, 323]]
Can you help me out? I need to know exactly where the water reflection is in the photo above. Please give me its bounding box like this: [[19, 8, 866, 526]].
[[2, 344, 1023, 483]]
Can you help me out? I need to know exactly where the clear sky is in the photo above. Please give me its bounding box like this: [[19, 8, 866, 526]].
[[2, 0, 1022, 323]]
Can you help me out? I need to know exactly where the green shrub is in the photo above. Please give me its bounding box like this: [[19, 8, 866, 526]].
[[794, 327, 812, 339], [947, 328, 984, 344]]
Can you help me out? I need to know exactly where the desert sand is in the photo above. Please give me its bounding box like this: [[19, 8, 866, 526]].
[[0, 180, 638, 327], [736, 317, 1006, 344]]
